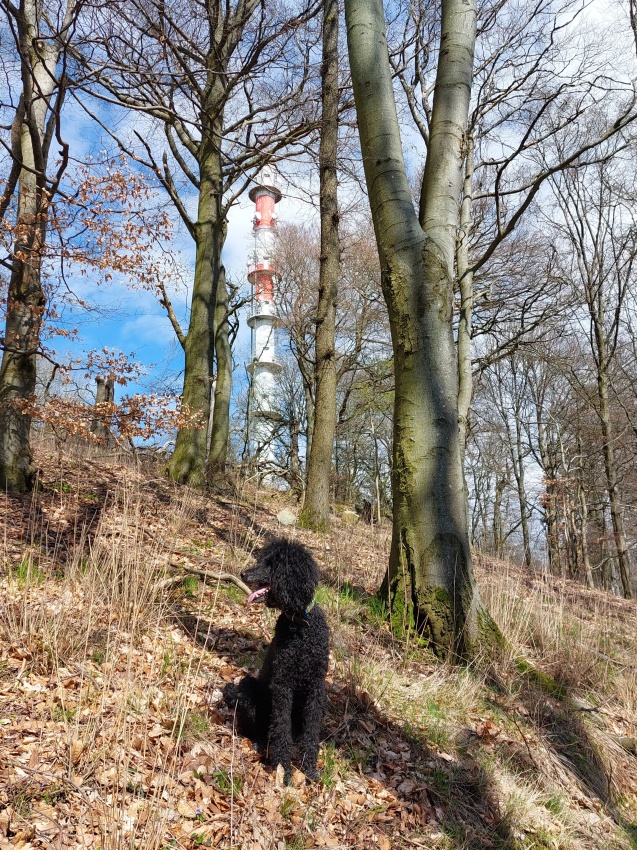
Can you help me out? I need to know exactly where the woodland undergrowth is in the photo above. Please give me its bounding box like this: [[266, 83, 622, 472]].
[[0, 437, 636, 850]]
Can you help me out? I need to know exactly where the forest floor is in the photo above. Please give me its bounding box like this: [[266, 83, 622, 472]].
[[1, 440, 637, 850]]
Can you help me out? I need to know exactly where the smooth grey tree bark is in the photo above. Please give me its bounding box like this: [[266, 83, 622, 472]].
[[208, 268, 232, 476], [345, 0, 498, 656], [170, 113, 225, 487], [531, 375, 561, 576], [494, 358, 533, 570], [577, 469, 594, 588], [456, 134, 474, 463], [392, 0, 637, 498]]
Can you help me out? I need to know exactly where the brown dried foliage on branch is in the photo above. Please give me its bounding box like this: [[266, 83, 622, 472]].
[[1, 155, 190, 447], [14, 393, 202, 445]]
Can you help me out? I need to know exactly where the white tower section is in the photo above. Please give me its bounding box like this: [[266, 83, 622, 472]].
[[247, 168, 282, 464]]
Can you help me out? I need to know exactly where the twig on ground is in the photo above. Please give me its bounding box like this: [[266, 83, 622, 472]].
[[154, 562, 250, 595], [139, 528, 251, 595]]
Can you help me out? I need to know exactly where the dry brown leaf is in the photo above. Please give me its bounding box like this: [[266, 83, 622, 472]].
[[70, 738, 84, 764], [95, 766, 118, 786], [0, 807, 11, 837], [177, 798, 199, 818]]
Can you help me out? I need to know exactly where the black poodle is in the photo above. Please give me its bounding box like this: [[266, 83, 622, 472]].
[[223, 537, 330, 783]]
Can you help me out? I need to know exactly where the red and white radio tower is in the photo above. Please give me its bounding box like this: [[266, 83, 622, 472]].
[[247, 168, 282, 463]]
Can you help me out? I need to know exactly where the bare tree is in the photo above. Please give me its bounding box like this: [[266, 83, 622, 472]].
[[388, 0, 637, 465], [301, 0, 340, 530], [275, 223, 320, 462], [346, 0, 499, 656], [73, 0, 321, 488], [549, 156, 637, 599], [0, 0, 82, 491]]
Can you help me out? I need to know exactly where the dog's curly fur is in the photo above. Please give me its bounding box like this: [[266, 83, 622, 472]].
[[223, 538, 330, 783]]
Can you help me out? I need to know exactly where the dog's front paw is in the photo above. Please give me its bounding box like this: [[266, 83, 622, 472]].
[[303, 767, 320, 783], [273, 763, 293, 786]]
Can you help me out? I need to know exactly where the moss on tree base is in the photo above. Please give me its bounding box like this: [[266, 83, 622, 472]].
[[0, 455, 38, 494], [383, 569, 505, 660], [297, 511, 330, 533]]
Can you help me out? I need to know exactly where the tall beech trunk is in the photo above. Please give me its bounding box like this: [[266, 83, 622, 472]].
[[512, 409, 532, 569], [492, 471, 507, 557], [581, 266, 633, 597], [208, 269, 232, 477], [578, 491, 594, 587], [597, 505, 614, 591], [0, 7, 64, 492], [301, 0, 340, 530], [90, 376, 115, 444], [498, 362, 532, 569], [576, 443, 594, 588], [536, 414, 560, 575], [288, 411, 304, 499], [169, 129, 226, 487], [596, 348, 632, 598], [0, 211, 45, 491], [346, 0, 498, 656], [456, 135, 475, 464]]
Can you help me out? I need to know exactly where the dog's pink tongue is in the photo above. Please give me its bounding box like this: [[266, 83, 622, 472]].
[[247, 586, 269, 604]]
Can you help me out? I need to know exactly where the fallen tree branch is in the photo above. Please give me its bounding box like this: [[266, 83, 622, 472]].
[[156, 560, 251, 595], [140, 527, 251, 595]]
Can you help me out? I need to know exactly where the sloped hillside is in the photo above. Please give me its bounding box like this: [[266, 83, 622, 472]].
[[1, 441, 636, 850]]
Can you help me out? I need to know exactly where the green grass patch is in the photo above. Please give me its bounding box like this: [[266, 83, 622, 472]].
[[319, 743, 339, 789], [514, 656, 566, 699], [220, 583, 246, 604], [175, 710, 211, 743], [91, 647, 106, 665], [41, 784, 67, 804], [51, 480, 73, 493], [182, 575, 199, 598], [297, 511, 329, 533], [543, 794, 565, 817], [314, 585, 335, 606], [51, 704, 76, 723], [618, 817, 637, 848], [212, 769, 243, 796], [11, 557, 45, 587], [280, 794, 297, 820]]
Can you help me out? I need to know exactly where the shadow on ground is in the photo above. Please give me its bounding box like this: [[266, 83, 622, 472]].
[[1, 476, 110, 575], [171, 592, 637, 850], [172, 604, 516, 849]]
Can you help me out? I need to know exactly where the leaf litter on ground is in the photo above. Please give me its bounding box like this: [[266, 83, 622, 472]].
[[0, 440, 636, 849]]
